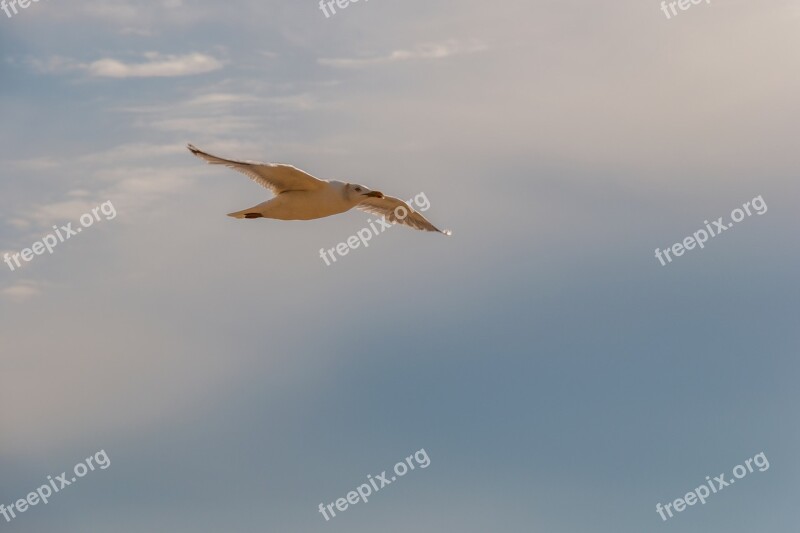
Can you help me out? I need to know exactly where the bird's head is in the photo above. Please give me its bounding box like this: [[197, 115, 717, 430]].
[[346, 183, 384, 201]]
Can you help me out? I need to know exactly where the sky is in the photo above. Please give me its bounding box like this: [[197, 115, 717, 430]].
[[1, 0, 799, 531]]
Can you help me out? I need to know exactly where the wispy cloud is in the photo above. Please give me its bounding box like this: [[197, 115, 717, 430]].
[[111, 89, 317, 134], [119, 27, 153, 37], [5, 143, 203, 237], [184, 93, 260, 106], [318, 40, 488, 69], [45, 0, 193, 26], [87, 52, 223, 78], [25, 52, 224, 78], [1, 280, 43, 302], [11, 143, 187, 171], [145, 116, 256, 133]]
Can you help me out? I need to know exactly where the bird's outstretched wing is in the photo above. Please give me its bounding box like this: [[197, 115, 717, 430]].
[[188, 144, 325, 195], [357, 195, 451, 235]]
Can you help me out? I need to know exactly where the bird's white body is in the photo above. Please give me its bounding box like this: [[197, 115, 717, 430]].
[[230, 181, 355, 220], [187, 144, 450, 234]]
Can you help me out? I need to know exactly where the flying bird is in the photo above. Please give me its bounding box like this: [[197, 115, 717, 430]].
[[188, 144, 451, 234]]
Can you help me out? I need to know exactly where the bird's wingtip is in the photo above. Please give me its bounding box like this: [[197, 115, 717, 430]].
[[187, 143, 200, 154]]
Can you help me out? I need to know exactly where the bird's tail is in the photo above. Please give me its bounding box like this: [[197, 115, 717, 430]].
[[227, 209, 264, 219]]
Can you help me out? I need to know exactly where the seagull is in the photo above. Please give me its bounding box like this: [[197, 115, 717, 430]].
[[188, 144, 451, 234]]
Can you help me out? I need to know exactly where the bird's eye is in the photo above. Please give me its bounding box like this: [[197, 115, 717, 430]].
[[355, 187, 362, 192]]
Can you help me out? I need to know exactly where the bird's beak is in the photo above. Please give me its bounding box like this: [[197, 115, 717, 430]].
[[364, 191, 384, 198]]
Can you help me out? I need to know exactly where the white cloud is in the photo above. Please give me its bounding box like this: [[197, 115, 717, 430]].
[[7, 218, 31, 229], [68, 0, 192, 24], [318, 40, 488, 68], [11, 143, 187, 171], [25, 198, 107, 228], [1, 281, 42, 302], [86, 52, 223, 78], [24, 52, 224, 79], [146, 116, 256, 133], [77, 142, 188, 164], [5, 143, 203, 236], [184, 93, 261, 106], [78, 1, 139, 23]]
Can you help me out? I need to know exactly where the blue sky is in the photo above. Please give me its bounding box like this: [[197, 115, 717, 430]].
[[1, 0, 799, 531]]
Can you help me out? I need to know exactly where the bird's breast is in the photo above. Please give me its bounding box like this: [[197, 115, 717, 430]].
[[266, 189, 352, 220]]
